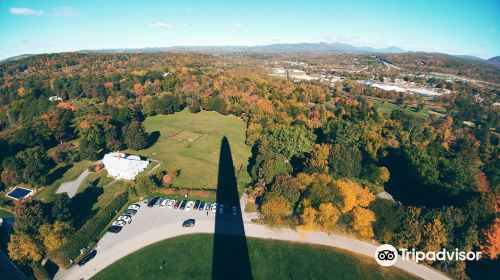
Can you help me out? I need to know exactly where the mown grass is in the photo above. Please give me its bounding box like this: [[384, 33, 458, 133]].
[[367, 98, 430, 120], [35, 160, 92, 202], [93, 234, 418, 280], [125, 110, 251, 189]]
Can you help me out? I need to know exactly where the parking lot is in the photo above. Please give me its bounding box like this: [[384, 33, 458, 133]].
[[55, 198, 251, 280]]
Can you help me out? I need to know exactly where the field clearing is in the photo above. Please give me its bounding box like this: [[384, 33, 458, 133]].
[[93, 234, 417, 280], [126, 110, 251, 189], [366, 97, 430, 120]]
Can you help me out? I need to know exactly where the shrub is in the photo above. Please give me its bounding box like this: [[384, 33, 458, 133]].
[[49, 192, 128, 267]]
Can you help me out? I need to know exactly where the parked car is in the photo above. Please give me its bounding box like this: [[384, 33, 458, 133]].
[[205, 203, 211, 211], [108, 225, 122, 233], [160, 199, 168, 208], [128, 203, 140, 210], [143, 198, 150, 205], [78, 249, 97, 266], [167, 199, 175, 208], [199, 201, 205, 211], [118, 215, 132, 224], [218, 204, 224, 214], [124, 209, 137, 216], [182, 219, 195, 227], [173, 200, 181, 209], [193, 200, 201, 210], [185, 201, 194, 211], [147, 197, 159, 207], [232, 206, 237, 216], [179, 200, 187, 210], [112, 220, 126, 227], [211, 203, 217, 212], [155, 198, 162, 206]]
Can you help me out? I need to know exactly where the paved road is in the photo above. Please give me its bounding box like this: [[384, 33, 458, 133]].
[[55, 201, 450, 280], [56, 169, 90, 198]]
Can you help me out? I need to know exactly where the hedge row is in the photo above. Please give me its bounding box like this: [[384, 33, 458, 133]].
[[50, 191, 128, 267]]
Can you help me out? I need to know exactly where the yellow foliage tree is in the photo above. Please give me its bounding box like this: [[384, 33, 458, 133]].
[[39, 221, 74, 251], [306, 144, 331, 173], [300, 206, 318, 231], [8, 233, 43, 262], [335, 180, 375, 213], [351, 207, 376, 238], [317, 202, 341, 230], [421, 219, 447, 260], [261, 195, 291, 225], [296, 172, 315, 190], [379, 166, 390, 183]]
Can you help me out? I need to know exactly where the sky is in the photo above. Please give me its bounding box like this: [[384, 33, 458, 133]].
[[0, 0, 499, 60]]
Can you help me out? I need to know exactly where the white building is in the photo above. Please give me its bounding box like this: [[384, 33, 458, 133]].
[[102, 152, 149, 180]]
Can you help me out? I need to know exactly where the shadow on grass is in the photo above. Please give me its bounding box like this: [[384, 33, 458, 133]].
[[146, 131, 161, 149], [46, 164, 74, 185], [212, 136, 253, 279], [71, 186, 103, 228]]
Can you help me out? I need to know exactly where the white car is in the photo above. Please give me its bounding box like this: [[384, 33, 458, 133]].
[[112, 220, 126, 227], [232, 206, 237, 216], [167, 199, 175, 208], [128, 204, 140, 210], [118, 215, 132, 224], [160, 199, 168, 208], [211, 203, 218, 212], [185, 201, 194, 211], [218, 204, 224, 214]]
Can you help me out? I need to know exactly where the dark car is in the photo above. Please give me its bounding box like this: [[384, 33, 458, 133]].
[[124, 209, 137, 216], [147, 197, 159, 207], [179, 200, 187, 210], [193, 200, 201, 210], [108, 225, 123, 233], [182, 219, 195, 227], [78, 249, 97, 266], [199, 201, 205, 211], [173, 200, 181, 209]]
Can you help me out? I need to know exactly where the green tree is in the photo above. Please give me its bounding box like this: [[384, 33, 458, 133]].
[[14, 200, 47, 235], [269, 174, 301, 207], [265, 125, 316, 160], [122, 121, 149, 150], [328, 144, 362, 178], [251, 152, 292, 183], [51, 193, 72, 222], [16, 146, 53, 185]]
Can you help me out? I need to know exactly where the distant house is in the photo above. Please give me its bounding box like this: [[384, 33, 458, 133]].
[[102, 152, 149, 180], [49, 96, 62, 102]]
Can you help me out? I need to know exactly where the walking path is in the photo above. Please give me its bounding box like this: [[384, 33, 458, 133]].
[[55, 169, 90, 198], [55, 201, 451, 280]]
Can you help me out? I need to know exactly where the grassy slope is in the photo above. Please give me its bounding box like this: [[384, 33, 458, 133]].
[[367, 98, 430, 120], [93, 234, 417, 280], [35, 160, 92, 202], [126, 110, 251, 189]]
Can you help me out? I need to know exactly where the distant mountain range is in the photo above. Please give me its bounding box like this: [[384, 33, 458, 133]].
[[3, 43, 499, 67], [80, 42, 407, 55]]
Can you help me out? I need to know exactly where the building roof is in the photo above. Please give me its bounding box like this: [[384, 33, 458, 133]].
[[102, 152, 149, 180]]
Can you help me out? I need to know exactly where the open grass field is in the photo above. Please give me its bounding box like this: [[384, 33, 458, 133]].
[[35, 160, 93, 202], [366, 97, 430, 120], [92, 234, 418, 280], [126, 110, 251, 189]]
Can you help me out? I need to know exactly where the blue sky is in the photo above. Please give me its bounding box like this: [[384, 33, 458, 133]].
[[0, 0, 499, 60]]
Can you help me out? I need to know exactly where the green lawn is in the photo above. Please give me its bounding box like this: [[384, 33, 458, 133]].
[[367, 98, 429, 120], [93, 234, 418, 280], [126, 110, 251, 189], [35, 160, 93, 202]]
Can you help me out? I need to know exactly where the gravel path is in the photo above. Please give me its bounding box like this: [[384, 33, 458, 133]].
[[55, 201, 450, 280], [56, 169, 90, 198]]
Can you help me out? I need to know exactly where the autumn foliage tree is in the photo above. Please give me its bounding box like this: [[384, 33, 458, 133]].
[[317, 202, 341, 230], [481, 218, 500, 259], [8, 233, 43, 262], [261, 194, 291, 225], [351, 207, 376, 238], [335, 180, 375, 213]]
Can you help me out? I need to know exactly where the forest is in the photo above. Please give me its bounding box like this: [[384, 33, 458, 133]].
[[0, 52, 498, 279]]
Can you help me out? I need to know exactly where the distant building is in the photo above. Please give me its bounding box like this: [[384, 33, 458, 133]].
[[102, 152, 149, 180], [49, 96, 62, 102]]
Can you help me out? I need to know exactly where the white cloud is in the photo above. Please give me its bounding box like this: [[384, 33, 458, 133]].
[[150, 22, 173, 29], [230, 22, 244, 29], [9, 7, 44, 15], [52, 6, 77, 17]]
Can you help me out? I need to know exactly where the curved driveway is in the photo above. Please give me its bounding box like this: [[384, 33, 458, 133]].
[[55, 203, 450, 280]]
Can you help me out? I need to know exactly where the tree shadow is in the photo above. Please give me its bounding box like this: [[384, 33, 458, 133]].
[[146, 131, 161, 149], [70, 186, 103, 228], [46, 164, 74, 185], [212, 136, 253, 279]]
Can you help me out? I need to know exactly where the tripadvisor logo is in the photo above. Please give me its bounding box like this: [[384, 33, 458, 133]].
[[374, 244, 482, 266]]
